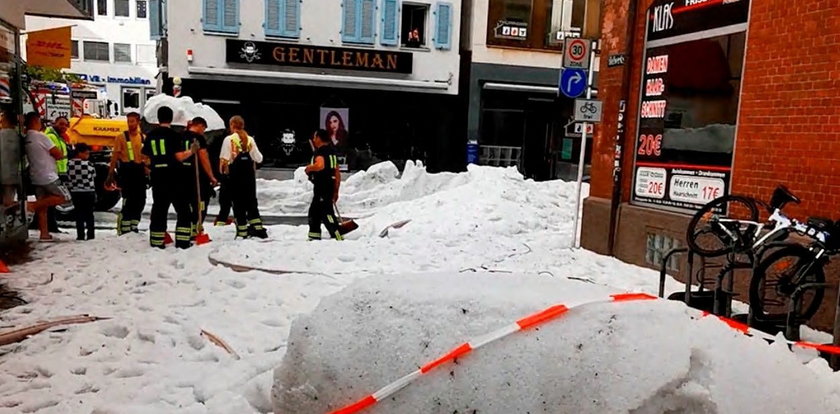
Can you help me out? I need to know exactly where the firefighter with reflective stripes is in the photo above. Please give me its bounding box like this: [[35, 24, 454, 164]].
[[106, 112, 147, 235], [219, 116, 267, 239], [142, 106, 195, 249], [305, 129, 342, 241], [182, 117, 217, 241]]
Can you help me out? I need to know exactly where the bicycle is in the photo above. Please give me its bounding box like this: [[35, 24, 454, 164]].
[[686, 185, 811, 259], [685, 185, 832, 321], [749, 219, 838, 321]]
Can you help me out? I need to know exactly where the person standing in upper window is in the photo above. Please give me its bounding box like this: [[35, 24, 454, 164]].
[[406, 28, 422, 48], [219, 116, 267, 239]]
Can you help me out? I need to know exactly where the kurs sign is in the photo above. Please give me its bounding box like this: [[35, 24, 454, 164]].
[[647, 0, 750, 41], [226, 40, 413, 74]]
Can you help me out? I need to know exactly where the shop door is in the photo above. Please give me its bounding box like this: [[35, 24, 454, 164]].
[[521, 97, 563, 181]]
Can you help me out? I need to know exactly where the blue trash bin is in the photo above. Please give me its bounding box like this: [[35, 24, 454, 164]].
[[466, 141, 479, 165]]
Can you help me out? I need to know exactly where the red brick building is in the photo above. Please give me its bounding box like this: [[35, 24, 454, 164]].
[[582, 0, 840, 328]]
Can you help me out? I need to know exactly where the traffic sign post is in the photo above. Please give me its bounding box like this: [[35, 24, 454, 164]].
[[571, 40, 598, 249], [559, 68, 587, 98], [563, 38, 592, 69]]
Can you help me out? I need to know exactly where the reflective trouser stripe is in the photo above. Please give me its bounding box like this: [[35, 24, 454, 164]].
[[150, 231, 165, 246], [334, 231, 343, 241], [308, 232, 322, 239], [326, 215, 334, 224]]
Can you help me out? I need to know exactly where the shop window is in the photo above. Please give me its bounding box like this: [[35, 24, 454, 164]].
[[487, 0, 598, 51], [137, 0, 148, 18], [633, 32, 747, 210], [83, 41, 110, 62], [114, 43, 132, 63], [122, 88, 141, 113], [203, 0, 240, 34], [97, 0, 107, 15], [71, 40, 79, 60], [115, 0, 130, 17]]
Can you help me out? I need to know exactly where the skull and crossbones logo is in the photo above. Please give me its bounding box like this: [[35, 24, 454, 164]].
[[240, 42, 262, 63]]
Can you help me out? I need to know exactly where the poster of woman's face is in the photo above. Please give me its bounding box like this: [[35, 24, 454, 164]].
[[320, 107, 349, 148]]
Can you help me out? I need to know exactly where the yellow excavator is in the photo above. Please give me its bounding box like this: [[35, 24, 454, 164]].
[[64, 115, 127, 211]]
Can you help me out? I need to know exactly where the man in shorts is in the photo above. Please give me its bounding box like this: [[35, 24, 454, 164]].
[[23, 112, 69, 241]]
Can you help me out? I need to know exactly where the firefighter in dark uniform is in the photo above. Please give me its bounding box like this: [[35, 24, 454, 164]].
[[219, 115, 267, 239], [305, 129, 342, 241], [142, 106, 196, 249], [106, 112, 147, 235], [181, 117, 218, 240]]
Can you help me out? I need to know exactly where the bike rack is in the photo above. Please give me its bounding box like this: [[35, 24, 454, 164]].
[[659, 245, 753, 319]]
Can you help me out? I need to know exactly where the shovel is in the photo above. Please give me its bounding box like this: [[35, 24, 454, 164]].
[[194, 146, 211, 245], [335, 204, 358, 236]]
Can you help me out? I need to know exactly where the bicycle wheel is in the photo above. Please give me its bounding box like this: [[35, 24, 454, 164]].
[[749, 245, 825, 321], [686, 195, 759, 257]]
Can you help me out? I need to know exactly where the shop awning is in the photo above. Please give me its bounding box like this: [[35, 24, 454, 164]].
[[187, 66, 452, 93]]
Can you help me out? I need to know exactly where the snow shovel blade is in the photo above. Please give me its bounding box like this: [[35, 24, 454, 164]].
[[338, 219, 358, 236], [164, 232, 174, 245]]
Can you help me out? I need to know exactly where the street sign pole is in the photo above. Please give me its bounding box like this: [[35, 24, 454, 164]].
[[572, 43, 597, 249]]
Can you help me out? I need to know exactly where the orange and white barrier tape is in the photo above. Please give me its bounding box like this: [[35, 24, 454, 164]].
[[700, 312, 840, 356], [329, 293, 657, 414]]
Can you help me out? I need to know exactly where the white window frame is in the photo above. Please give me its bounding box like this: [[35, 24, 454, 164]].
[[114, 43, 133, 64]]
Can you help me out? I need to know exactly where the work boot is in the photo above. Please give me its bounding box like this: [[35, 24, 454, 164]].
[[249, 227, 268, 239]]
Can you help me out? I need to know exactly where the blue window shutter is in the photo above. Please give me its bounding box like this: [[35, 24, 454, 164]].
[[282, 0, 300, 38], [380, 0, 398, 46], [149, 0, 162, 39], [434, 2, 452, 50], [221, 0, 239, 33], [341, 0, 358, 42], [203, 0, 221, 32], [265, 0, 282, 36], [358, 0, 376, 44]]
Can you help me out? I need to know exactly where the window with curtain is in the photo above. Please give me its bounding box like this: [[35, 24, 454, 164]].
[[114, 43, 132, 63], [83, 41, 110, 61], [115, 0, 130, 17], [97, 0, 107, 15]]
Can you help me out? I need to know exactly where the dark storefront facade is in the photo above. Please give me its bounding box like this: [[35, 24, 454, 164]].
[[164, 74, 462, 173], [465, 61, 597, 181]]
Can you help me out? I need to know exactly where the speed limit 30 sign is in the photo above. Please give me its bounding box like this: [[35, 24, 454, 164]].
[[563, 38, 592, 69]]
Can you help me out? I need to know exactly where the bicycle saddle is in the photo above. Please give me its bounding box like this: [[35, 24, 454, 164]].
[[807, 217, 833, 231], [769, 185, 801, 210]]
